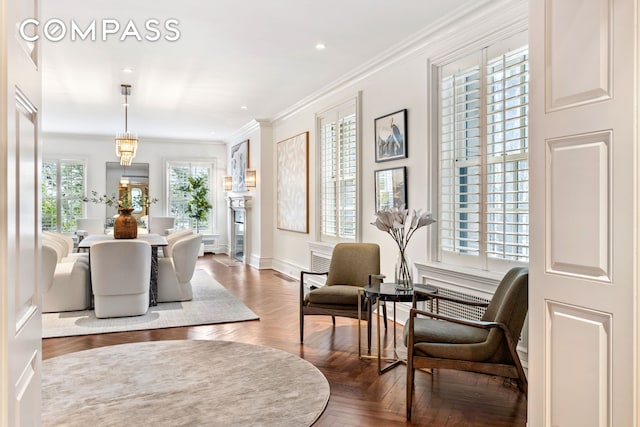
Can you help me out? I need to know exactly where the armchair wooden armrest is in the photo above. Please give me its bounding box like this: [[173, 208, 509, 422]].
[[410, 307, 497, 329], [299, 270, 329, 293]]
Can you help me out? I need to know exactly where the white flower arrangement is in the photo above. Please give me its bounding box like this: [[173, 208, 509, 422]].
[[371, 206, 436, 288]]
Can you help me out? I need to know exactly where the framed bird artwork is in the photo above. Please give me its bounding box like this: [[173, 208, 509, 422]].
[[374, 109, 407, 162]]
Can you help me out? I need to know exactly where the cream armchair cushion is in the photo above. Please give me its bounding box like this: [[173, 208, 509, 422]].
[[41, 241, 91, 313], [157, 234, 202, 302], [162, 229, 193, 258], [90, 240, 151, 318]]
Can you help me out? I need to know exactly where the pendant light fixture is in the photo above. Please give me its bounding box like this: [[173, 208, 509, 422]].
[[115, 84, 138, 166]]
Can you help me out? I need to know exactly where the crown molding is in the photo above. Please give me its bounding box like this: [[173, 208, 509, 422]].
[[270, 0, 527, 125], [227, 119, 271, 143]]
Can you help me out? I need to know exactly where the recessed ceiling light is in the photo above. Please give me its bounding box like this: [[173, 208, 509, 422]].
[[315, 42, 326, 50], [240, 105, 248, 110], [122, 67, 133, 73]]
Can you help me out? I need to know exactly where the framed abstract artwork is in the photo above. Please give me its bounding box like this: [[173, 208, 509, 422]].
[[277, 132, 309, 233], [374, 166, 407, 211], [375, 109, 407, 162], [230, 139, 249, 192]]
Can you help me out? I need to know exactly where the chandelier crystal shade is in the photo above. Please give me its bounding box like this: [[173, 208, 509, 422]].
[[115, 84, 138, 166]]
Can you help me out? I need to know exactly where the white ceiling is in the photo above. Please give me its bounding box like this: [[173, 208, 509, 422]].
[[41, 0, 475, 141]]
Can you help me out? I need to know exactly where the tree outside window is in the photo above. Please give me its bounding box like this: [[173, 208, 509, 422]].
[[42, 160, 85, 232]]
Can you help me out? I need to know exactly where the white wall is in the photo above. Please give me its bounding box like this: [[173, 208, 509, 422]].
[[266, 38, 441, 279], [42, 133, 229, 246]]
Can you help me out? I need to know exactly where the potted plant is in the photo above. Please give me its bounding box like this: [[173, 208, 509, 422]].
[[181, 176, 212, 234]]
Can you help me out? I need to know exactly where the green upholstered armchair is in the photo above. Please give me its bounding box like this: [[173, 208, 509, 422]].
[[403, 266, 528, 420], [299, 243, 385, 351]]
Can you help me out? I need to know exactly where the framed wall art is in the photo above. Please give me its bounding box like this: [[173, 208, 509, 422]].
[[375, 108, 407, 162], [277, 131, 309, 233], [374, 166, 407, 212], [230, 139, 249, 192]]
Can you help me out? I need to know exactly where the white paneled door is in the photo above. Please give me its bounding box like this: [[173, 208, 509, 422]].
[[1, 0, 42, 425], [529, 0, 637, 425]]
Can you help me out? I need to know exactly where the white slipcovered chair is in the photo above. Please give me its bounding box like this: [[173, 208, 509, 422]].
[[41, 239, 91, 313], [157, 233, 202, 303], [149, 216, 176, 235], [162, 229, 194, 258], [76, 218, 105, 241], [90, 240, 151, 318]]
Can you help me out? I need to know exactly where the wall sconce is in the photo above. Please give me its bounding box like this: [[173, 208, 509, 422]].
[[223, 176, 232, 191], [245, 169, 257, 188]]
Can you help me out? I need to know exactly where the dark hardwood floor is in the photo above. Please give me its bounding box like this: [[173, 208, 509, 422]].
[[42, 254, 528, 426]]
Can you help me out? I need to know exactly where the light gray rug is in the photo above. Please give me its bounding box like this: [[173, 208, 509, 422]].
[[42, 340, 330, 427], [42, 270, 259, 338]]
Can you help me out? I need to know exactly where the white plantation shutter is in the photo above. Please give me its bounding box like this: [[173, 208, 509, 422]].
[[440, 66, 482, 258], [42, 160, 85, 232], [439, 37, 528, 271], [319, 99, 358, 241], [485, 46, 529, 262]]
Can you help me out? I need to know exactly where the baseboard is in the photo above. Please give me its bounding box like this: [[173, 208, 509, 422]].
[[271, 257, 306, 281], [247, 255, 273, 270]]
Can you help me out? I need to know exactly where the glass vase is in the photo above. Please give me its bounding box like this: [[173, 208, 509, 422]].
[[394, 250, 413, 291]]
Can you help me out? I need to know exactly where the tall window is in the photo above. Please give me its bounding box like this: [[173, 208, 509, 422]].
[[167, 161, 214, 232], [42, 160, 85, 232], [439, 38, 528, 271], [318, 98, 358, 241]]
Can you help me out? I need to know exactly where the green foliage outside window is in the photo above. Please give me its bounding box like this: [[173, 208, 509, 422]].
[[168, 163, 213, 232], [42, 160, 84, 232]]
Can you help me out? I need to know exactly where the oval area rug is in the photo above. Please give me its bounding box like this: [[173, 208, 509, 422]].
[[42, 340, 330, 426]]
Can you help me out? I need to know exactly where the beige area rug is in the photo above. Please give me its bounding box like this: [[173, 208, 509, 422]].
[[42, 340, 330, 427], [42, 270, 258, 338]]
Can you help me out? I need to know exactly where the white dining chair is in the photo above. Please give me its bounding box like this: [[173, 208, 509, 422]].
[[90, 240, 151, 318], [149, 216, 176, 235], [157, 233, 202, 302]]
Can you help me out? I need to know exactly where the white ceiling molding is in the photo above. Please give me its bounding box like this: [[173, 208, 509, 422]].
[[228, 119, 271, 144]]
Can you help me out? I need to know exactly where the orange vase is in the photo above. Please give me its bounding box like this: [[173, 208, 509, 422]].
[[114, 208, 138, 239]]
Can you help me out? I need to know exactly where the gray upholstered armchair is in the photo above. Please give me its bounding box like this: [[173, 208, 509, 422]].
[[299, 242, 386, 351], [404, 266, 528, 420]]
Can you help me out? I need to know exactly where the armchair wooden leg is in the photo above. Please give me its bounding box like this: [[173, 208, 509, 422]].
[[332, 315, 336, 326], [406, 359, 414, 419], [366, 301, 373, 352], [299, 272, 304, 343]]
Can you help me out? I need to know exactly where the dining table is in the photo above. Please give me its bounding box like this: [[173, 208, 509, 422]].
[[77, 233, 168, 306]]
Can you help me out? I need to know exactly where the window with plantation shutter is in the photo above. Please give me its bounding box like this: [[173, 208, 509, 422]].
[[318, 98, 358, 241], [438, 35, 528, 271], [42, 160, 85, 232], [166, 161, 215, 232]]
